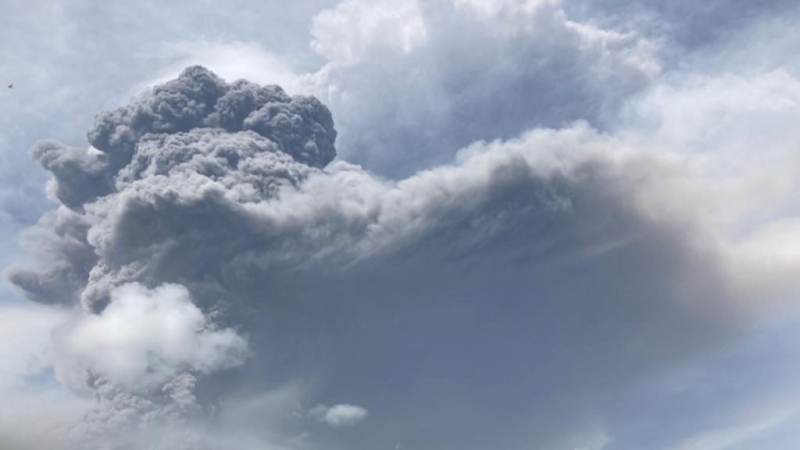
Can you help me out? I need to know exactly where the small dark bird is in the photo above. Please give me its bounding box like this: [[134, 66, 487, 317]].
[[6, 83, 11, 89]]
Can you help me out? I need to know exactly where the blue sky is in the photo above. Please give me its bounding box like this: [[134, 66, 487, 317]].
[[1, 1, 800, 449]]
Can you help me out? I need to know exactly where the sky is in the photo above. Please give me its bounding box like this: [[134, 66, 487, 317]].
[[1, 0, 800, 449]]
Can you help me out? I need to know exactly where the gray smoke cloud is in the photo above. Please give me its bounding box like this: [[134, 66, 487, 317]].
[[31, 66, 335, 210], [7, 67, 759, 449], [10, 66, 335, 310], [8, 66, 338, 448]]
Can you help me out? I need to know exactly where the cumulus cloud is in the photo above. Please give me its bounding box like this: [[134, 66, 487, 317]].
[[306, 0, 661, 177], [310, 404, 369, 427], [55, 283, 249, 391], [311, 0, 427, 66], [137, 41, 307, 98]]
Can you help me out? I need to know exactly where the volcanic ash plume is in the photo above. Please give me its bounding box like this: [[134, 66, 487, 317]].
[[11, 66, 337, 311], [8, 66, 337, 448], [8, 66, 750, 449]]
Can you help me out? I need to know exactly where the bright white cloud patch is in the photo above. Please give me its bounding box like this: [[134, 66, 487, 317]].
[[138, 41, 306, 97], [310, 403, 369, 427], [55, 283, 249, 391], [311, 0, 427, 65]]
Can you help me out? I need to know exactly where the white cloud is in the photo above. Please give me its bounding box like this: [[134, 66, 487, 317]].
[[623, 70, 800, 160], [133, 40, 307, 98], [453, 0, 661, 81], [305, 0, 661, 177], [55, 283, 249, 391], [310, 0, 427, 65], [738, 219, 800, 265], [310, 403, 369, 427]]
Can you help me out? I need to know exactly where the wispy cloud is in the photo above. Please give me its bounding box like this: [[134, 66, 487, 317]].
[[310, 404, 369, 427]]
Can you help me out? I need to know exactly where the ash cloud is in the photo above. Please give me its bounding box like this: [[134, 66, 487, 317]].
[[29, 66, 335, 211], [7, 66, 339, 448], [10, 66, 334, 310], [7, 67, 758, 449]]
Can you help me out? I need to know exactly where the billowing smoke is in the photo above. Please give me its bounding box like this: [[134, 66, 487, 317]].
[[11, 66, 335, 311], [8, 67, 758, 449], [9, 66, 339, 448]]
